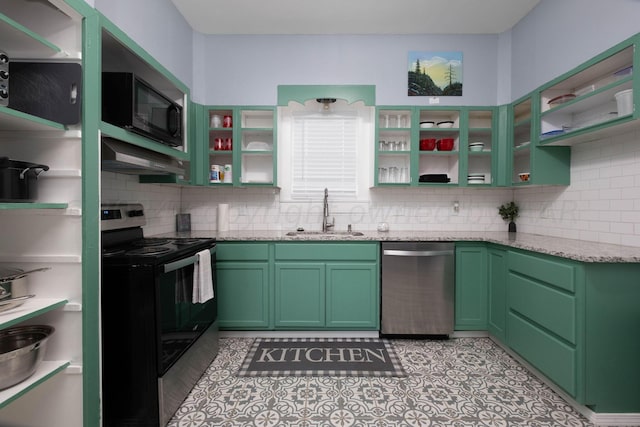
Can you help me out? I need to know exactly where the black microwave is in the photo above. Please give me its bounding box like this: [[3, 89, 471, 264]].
[[102, 72, 183, 147]]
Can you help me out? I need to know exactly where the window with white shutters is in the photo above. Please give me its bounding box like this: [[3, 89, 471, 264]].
[[291, 114, 358, 201]]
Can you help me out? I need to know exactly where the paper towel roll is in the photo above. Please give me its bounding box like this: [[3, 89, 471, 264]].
[[217, 204, 229, 232]]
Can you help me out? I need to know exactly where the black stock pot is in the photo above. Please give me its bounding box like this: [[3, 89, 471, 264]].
[[0, 157, 49, 202]]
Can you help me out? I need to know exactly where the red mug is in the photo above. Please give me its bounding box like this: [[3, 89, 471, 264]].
[[224, 138, 233, 151], [223, 115, 232, 128], [213, 138, 223, 151]]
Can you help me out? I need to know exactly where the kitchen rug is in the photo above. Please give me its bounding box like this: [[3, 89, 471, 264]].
[[237, 337, 406, 377]]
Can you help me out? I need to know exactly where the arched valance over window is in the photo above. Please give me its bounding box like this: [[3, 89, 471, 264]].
[[277, 85, 376, 106]]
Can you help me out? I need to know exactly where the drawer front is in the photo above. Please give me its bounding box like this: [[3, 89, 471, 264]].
[[275, 243, 378, 261], [508, 272, 576, 344], [509, 251, 575, 292], [217, 243, 269, 261], [507, 312, 577, 397]]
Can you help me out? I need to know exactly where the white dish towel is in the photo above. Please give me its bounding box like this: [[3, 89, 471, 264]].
[[192, 249, 214, 303]]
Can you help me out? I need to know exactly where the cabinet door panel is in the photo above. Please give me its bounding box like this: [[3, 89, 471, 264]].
[[508, 272, 576, 344], [217, 262, 270, 329], [455, 244, 487, 329], [508, 312, 577, 397], [509, 250, 575, 292], [487, 248, 507, 340], [275, 263, 325, 328], [326, 263, 378, 329]]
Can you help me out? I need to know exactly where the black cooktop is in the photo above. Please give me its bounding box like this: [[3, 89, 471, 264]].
[[102, 235, 215, 263]]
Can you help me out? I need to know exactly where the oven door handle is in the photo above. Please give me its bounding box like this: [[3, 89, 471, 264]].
[[163, 247, 216, 274]]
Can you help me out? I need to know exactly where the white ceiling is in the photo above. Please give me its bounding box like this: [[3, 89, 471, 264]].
[[170, 0, 541, 35]]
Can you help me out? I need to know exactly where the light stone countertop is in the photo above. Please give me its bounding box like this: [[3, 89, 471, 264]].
[[158, 230, 640, 263]]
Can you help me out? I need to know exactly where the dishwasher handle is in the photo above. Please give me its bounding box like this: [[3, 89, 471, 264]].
[[383, 249, 454, 257]]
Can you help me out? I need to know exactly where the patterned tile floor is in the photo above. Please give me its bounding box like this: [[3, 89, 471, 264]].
[[168, 337, 593, 427]]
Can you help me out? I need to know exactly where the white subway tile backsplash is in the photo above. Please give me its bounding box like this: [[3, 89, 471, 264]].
[[517, 129, 640, 248], [99, 128, 639, 248]]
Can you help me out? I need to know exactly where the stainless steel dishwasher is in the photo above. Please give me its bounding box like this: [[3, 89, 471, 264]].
[[381, 242, 455, 336]]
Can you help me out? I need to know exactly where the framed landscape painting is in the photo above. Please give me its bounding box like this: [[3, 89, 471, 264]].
[[408, 51, 463, 96]]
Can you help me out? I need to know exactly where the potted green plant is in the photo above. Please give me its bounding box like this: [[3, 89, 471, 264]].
[[498, 201, 519, 232]]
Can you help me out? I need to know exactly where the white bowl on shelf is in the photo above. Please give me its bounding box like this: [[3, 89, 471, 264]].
[[437, 121, 454, 128], [419, 121, 435, 128], [469, 142, 485, 152]]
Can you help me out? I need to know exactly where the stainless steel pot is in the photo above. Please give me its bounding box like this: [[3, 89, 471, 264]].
[[0, 325, 54, 389], [0, 267, 48, 313], [0, 157, 49, 202]]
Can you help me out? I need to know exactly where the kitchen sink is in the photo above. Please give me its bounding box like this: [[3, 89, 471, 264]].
[[285, 231, 365, 237]]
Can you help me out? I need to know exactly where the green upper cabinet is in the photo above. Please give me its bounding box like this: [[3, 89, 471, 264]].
[[537, 33, 638, 147], [238, 107, 277, 186], [375, 107, 413, 186], [375, 106, 497, 187], [463, 108, 497, 187], [416, 107, 462, 186], [205, 106, 235, 186], [204, 106, 277, 187], [508, 94, 571, 186]]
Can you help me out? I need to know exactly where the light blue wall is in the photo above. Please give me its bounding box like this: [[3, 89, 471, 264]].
[[194, 34, 499, 106], [86, 0, 640, 106], [510, 0, 640, 100], [93, 0, 194, 89]]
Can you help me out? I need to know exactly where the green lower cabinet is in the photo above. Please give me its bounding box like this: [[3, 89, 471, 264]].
[[504, 249, 640, 413], [583, 263, 640, 413], [216, 242, 272, 329], [217, 262, 271, 329], [506, 250, 581, 399], [487, 246, 507, 341], [326, 263, 378, 328], [274, 262, 326, 328], [273, 243, 380, 330], [454, 243, 487, 330]]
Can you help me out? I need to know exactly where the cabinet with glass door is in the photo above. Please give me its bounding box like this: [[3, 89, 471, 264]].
[[207, 107, 235, 186], [417, 108, 460, 186], [238, 107, 276, 186], [206, 107, 276, 186], [511, 97, 533, 186], [375, 107, 412, 185], [465, 108, 495, 187]]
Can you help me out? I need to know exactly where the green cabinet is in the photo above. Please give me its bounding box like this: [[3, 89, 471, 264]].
[[508, 95, 571, 186], [326, 263, 378, 328], [454, 241, 640, 414], [274, 243, 379, 330], [504, 248, 640, 413], [216, 243, 271, 329], [454, 242, 488, 329], [375, 106, 497, 187], [537, 33, 638, 147], [506, 250, 580, 398], [203, 106, 276, 187], [486, 245, 507, 341], [274, 262, 325, 328]]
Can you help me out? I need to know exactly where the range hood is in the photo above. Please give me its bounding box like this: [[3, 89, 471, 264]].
[[101, 138, 185, 176]]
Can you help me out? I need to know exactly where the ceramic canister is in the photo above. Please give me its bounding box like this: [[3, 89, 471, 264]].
[[210, 165, 221, 182], [223, 164, 232, 183]]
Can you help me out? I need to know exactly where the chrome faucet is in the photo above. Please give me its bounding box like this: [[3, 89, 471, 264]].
[[322, 188, 334, 232]]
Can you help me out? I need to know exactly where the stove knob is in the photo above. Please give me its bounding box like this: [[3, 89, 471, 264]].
[[0, 85, 7, 99], [0, 53, 8, 64]]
